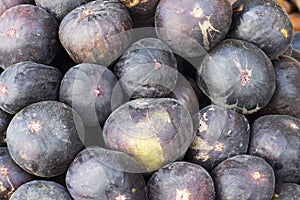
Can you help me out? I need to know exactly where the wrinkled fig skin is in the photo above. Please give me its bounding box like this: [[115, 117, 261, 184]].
[[272, 183, 300, 200], [197, 39, 276, 114], [103, 98, 194, 172], [259, 56, 300, 118], [155, 0, 232, 57], [10, 180, 72, 200], [0, 4, 58, 69], [59, 63, 123, 126], [59, 0, 132, 67], [0, 0, 33, 16], [66, 148, 148, 200], [0, 61, 62, 114], [120, 0, 160, 21], [34, 0, 94, 21], [211, 155, 275, 200], [147, 161, 215, 200], [249, 115, 300, 183], [0, 109, 12, 146], [6, 101, 84, 177], [0, 147, 34, 199], [114, 38, 178, 99], [186, 105, 250, 171], [228, 0, 293, 60]]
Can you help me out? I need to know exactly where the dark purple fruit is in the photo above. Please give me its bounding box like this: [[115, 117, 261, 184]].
[[249, 115, 300, 183], [259, 56, 300, 118], [59, 0, 132, 66], [6, 101, 84, 177], [292, 31, 300, 50], [0, 109, 12, 146], [103, 98, 194, 172], [272, 183, 300, 199], [0, 4, 58, 69], [228, 0, 293, 60], [147, 161, 215, 200], [166, 74, 200, 116], [66, 147, 147, 200], [197, 39, 276, 114], [155, 0, 232, 57], [34, 0, 94, 21], [114, 37, 178, 99], [186, 104, 250, 171], [0, 61, 62, 114], [0, 147, 34, 199], [9, 180, 72, 200], [0, 0, 33, 16], [211, 155, 275, 200], [59, 63, 123, 126]]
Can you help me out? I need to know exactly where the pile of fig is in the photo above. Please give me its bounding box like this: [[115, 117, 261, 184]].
[[0, 0, 299, 199]]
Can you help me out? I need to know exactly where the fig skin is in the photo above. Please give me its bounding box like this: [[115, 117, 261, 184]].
[[6, 101, 84, 178], [211, 155, 275, 200], [0, 109, 12, 146], [0, 0, 34, 16], [0, 147, 35, 199], [272, 183, 300, 200], [0, 61, 62, 115], [114, 37, 178, 99], [66, 147, 148, 200], [197, 39, 276, 114], [249, 114, 300, 183], [103, 98, 194, 173], [228, 0, 293, 60], [34, 0, 94, 21], [186, 104, 250, 171], [59, 0, 133, 67], [147, 161, 215, 200], [155, 0, 232, 57], [9, 180, 72, 200], [0, 4, 58, 69]]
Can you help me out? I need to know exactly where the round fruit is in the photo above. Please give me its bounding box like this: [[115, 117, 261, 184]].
[[114, 37, 178, 99], [66, 147, 147, 200], [211, 155, 275, 200], [186, 104, 250, 171], [6, 101, 84, 177], [155, 0, 232, 57], [0, 0, 33, 16], [59, 0, 132, 66], [103, 98, 194, 172], [0, 147, 34, 199], [197, 39, 276, 114], [259, 56, 300, 118], [59, 63, 123, 126], [147, 161, 215, 200], [272, 183, 300, 199], [228, 0, 293, 60], [0, 109, 12, 146], [249, 115, 300, 183], [120, 0, 159, 21], [9, 180, 72, 200], [34, 0, 93, 21], [0, 61, 62, 114], [0, 4, 58, 69]]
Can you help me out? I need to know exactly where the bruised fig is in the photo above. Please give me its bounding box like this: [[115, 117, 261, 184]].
[[211, 155, 275, 200], [6, 101, 84, 177], [0, 4, 58, 69], [0, 61, 62, 114], [0, 147, 34, 199], [103, 98, 194, 172], [197, 39, 276, 114], [147, 161, 215, 200], [59, 0, 132, 66], [9, 180, 72, 200], [228, 0, 293, 60], [249, 115, 300, 183], [114, 37, 178, 99], [66, 147, 147, 200], [186, 104, 250, 171], [155, 0, 232, 57]]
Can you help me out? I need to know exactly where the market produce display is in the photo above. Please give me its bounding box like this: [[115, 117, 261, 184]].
[[0, 0, 299, 199]]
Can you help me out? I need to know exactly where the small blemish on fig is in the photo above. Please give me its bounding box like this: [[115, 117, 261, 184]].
[[288, 122, 299, 129], [94, 85, 103, 96], [154, 60, 162, 69], [0, 167, 8, 176], [280, 28, 289, 39], [6, 28, 17, 38], [214, 143, 225, 152], [252, 171, 264, 180], [28, 120, 42, 133], [0, 85, 9, 95], [190, 4, 202, 18], [176, 188, 191, 200], [240, 70, 251, 86]]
